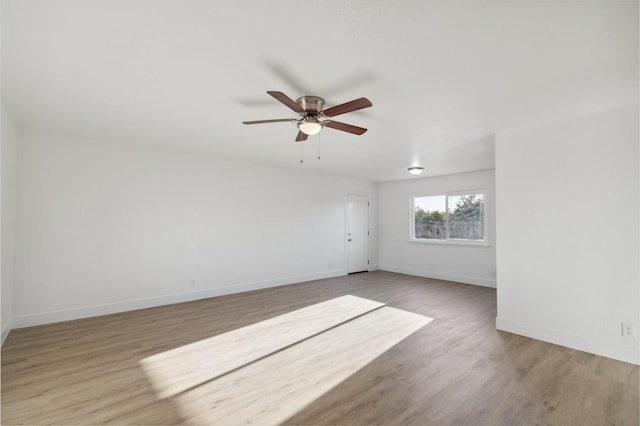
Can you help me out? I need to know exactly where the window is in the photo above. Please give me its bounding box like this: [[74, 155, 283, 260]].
[[412, 192, 486, 244]]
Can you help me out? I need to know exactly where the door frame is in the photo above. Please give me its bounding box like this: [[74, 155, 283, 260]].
[[345, 191, 370, 274]]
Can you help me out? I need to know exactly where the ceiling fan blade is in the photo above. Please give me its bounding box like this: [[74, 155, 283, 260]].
[[295, 131, 308, 142], [324, 120, 368, 135], [322, 97, 372, 117], [267, 91, 305, 113], [242, 119, 296, 125]]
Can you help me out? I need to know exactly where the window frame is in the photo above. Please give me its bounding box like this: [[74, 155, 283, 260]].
[[409, 190, 489, 247]]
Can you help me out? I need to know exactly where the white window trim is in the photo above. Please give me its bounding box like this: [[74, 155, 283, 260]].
[[409, 190, 489, 247]]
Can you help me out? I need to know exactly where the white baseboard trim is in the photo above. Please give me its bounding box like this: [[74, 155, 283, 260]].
[[1, 320, 12, 346], [12, 269, 346, 329], [496, 316, 639, 366], [379, 264, 496, 288]]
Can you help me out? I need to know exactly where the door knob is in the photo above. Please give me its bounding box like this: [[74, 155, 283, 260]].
[[348, 239, 352, 241]]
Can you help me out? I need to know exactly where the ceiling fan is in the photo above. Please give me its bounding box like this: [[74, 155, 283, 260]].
[[242, 91, 372, 141]]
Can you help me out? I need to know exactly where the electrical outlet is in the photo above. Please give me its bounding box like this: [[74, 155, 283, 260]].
[[621, 322, 636, 338]]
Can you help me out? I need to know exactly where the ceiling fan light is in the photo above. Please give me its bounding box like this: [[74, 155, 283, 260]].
[[408, 166, 424, 176], [298, 119, 323, 136]]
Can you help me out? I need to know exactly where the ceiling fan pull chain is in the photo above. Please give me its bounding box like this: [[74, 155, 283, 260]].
[[300, 139, 304, 164], [317, 133, 321, 160]]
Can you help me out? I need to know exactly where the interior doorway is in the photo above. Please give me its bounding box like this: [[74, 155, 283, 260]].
[[347, 194, 369, 274]]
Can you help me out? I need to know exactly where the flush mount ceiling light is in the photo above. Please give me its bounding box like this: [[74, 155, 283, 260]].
[[297, 116, 323, 136], [408, 166, 424, 176]]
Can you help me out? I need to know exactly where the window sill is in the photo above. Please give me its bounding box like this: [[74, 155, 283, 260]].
[[409, 238, 490, 248]]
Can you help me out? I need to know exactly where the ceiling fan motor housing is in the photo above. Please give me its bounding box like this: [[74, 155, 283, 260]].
[[296, 96, 325, 115]]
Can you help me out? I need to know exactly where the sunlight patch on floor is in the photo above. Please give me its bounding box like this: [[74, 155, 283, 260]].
[[139, 295, 432, 424], [139, 295, 384, 398]]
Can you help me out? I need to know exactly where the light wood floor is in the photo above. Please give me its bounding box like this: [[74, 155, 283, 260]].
[[2, 271, 638, 425]]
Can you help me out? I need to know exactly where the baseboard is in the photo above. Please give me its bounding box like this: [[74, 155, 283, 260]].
[[496, 316, 640, 366], [12, 269, 346, 329], [379, 264, 496, 288], [1, 320, 12, 346]]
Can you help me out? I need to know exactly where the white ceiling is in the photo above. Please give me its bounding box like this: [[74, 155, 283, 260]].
[[2, 0, 638, 181]]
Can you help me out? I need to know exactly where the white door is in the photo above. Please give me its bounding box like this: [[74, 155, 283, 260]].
[[347, 194, 369, 273]]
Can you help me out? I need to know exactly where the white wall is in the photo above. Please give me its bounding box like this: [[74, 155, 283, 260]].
[[379, 170, 496, 287], [13, 129, 378, 327], [495, 104, 639, 365], [2, 104, 18, 344]]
